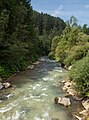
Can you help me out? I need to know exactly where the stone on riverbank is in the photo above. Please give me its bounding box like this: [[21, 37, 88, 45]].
[[62, 80, 77, 97], [3, 82, 11, 89], [0, 82, 3, 90], [82, 99, 89, 110], [54, 97, 71, 106], [74, 115, 82, 120], [33, 61, 40, 65], [68, 65, 73, 70], [27, 65, 34, 70], [62, 80, 89, 119], [62, 81, 71, 90]]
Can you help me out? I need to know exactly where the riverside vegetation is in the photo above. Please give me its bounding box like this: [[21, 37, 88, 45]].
[[0, 0, 89, 119], [49, 16, 89, 98], [49, 16, 89, 119]]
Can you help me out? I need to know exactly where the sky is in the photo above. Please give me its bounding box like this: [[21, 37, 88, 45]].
[[31, 0, 89, 26]]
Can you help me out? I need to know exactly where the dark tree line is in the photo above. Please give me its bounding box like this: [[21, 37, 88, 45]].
[[33, 11, 66, 54], [0, 0, 65, 78], [33, 11, 65, 36]]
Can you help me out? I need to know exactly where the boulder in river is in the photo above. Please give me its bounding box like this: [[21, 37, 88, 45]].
[[0, 82, 3, 90], [3, 82, 11, 89], [54, 97, 71, 106], [0, 93, 14, 100]]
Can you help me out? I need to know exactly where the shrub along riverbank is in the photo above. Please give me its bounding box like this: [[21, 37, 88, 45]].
[[49, 16, 89, 98], [49, 16, 89, 119]]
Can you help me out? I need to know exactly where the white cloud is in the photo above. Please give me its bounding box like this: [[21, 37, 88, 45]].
[[85, 5, 89, 8], [51, 4, 63, 17], [51, 8, 89, 25], [59, 10, 88, 17], [51, 8, 89, 18]]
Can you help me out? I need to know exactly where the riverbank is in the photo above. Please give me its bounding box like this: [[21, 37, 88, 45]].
[[61, 76, 89, 120], [0, 59, 43, 101]]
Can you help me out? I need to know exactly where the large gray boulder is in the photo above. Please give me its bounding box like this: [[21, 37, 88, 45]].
[[3, 82, 11, 89], [54, 97, 71, 106]]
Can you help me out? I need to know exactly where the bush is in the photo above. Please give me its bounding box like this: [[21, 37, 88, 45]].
[[64, 45, 87, 66], [0, 66, 11, 78], [69, 57, 89, 96], [48, 51, 55, 60]]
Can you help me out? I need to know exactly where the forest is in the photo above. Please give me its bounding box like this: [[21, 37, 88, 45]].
[[0, 0, 65, 78], [0, 0, 89, 99]]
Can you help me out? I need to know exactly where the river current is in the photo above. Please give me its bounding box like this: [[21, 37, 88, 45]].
[[0, 57, 76, 120]]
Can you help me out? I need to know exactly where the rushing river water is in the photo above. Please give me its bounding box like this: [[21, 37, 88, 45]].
[[0, 57, 77, 120]]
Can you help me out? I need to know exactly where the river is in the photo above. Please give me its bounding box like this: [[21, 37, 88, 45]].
[[0, 57, 77, 120]]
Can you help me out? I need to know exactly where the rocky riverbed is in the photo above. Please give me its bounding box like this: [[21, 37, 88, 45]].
[[61, 78, 89, 120]]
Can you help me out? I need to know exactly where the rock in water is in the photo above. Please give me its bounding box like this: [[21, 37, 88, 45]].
[[3, 82, 11, 88], [54, 97, 71, 106], [0, 93, 14, 100], [0, 82, 3, 90]]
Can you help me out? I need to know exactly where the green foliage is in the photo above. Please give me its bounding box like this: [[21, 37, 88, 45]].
[[38, 35, 51, 55], [69, 57, 89, 96], [49, 16, 89, 96], [33, 11, 66, 55], [51, 16, 89, 66], [0, 0, 65, 78], [67, 16, 78, 27], [64, 45, 88, 66], [48, 51, 55, 60], [55, 42, 67, 62], [82, 24, 89, 35], [0, 0, 38, 78], [51, 36, 60, 51], [33, 11, 66, 36], [48, 36, 60, 59], [0, 66, 11, 78], [54, 25, 80, 62]]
